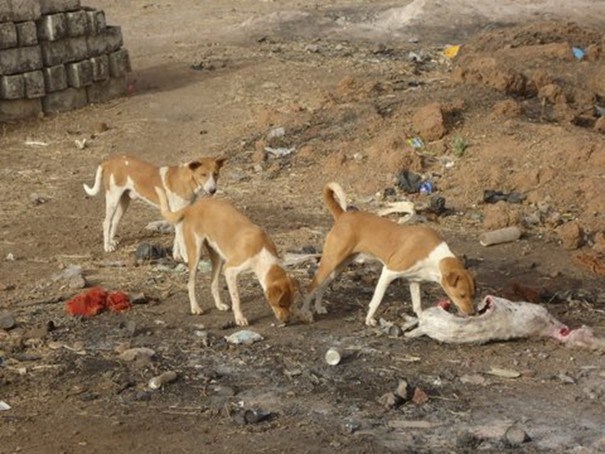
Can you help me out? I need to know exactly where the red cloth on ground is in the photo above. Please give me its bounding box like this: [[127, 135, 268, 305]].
[[65, 287, 131, 317]]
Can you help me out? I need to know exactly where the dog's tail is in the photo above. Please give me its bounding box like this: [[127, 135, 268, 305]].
[[323, 182, 347, 220], [155, 187, 186, 225], [83, 165, 103, 196]]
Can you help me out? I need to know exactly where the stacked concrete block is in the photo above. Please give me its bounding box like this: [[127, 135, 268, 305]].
[[0, 0, 131, 121]]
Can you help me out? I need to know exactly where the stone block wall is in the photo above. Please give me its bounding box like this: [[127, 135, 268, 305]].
[[0, 0, 131, 121]]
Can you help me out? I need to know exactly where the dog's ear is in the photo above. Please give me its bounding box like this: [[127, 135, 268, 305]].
[[216, 156, 227, 168], [267, 285, 285, 305], [445, 271, 460, 287], [188, 161, 202, 171]]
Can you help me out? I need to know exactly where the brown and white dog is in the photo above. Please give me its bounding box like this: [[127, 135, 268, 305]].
[[155, 187, 298, 326], [301, 182, 476, 325], [83, 155, 225, 259]]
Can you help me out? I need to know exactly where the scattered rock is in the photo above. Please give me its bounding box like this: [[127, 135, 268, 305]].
[[30, 193, 51, 206], [482, 202, 521, 229], [413, 103, 446, 141], [457, 431, 482, 450], [118, 347, 155, 362], [145, 221, 174, 234], [243, 408, 272, 424], [148, 371, 178, 390], [129, 293, 148, 305], [504, 425, 531, 446], [224, 330, 263, 345], [94, 122, 109, 133], [411, 387, 429, 405], [486, 367, 521, 379], [135, 243, 170, 262], [459, 374, 487, 385], [378, 392, 403, 409], [0, 311, 16, 330], [492, 99, 521, 118], [395, 379, 410, 400], [557, 221, 584, 250]]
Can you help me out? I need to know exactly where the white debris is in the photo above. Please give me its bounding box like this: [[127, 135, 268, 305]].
[[225, 330, 264, 345], [0, 401, 11, 411], [264, 146, 295, 158]]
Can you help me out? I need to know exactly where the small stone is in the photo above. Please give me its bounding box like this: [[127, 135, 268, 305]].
[[129, 293, 148, 304], [395, 379, 410, 400], [460, 374, 487, 385], [118, 347, 155, 362], [487, 367, 521, 379], [557, 222, 584, 250], [67, 273, 87, 289], [504, 425, 530, 446], [94, 121, 109, 133], [411, 387, 429, 405], [0, 312, 16, 330], [378, 392, 402, 409], [134, 390, 151, 401], [224, 330, 263, 345]]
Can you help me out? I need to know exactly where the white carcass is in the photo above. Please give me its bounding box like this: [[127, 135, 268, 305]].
[[406, 295, 604, 349]]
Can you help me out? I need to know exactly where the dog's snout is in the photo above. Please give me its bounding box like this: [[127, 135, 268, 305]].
[[208, 187, 217, 195]]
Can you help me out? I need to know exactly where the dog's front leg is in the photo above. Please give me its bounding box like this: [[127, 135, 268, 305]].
[[409, 282, 422, 315], [365, 267, 396, 326], [224, 267, 248, 326]]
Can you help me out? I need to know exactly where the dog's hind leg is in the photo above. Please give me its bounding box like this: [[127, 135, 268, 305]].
[[107, 193, 130, 251], [205, 243, 229, 312], [187, 236, 204, 315], [103, 190, 124, 252], [365, 267, 398, 326]]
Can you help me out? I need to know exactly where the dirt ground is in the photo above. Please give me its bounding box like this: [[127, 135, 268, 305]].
[[2, 1, 605, 452]]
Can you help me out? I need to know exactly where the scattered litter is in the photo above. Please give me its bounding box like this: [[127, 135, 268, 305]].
[[486, 367, 521, 379], [325, 347, 342, 366], [396, 169, 423, 193], [419, 181, 433, 194], [267, 127, 285, 139], [51, 264, 88, 289], [145, 220, 174, 234], [377, 200, 416, 224], [24, 140, 48, 147], [0, 401, 11, 411], [572, 46, 585, 60], [406, 295, 605, 349], [65, 287, 132, 317], [148, 370, 177, 390], [30, 193, 51, 206], [75, 138, 87, 150], [411, 387, 429, 405], [243, 408, 272, 424], [378, 391, 402, 409], [129, 292, 148, 305], [378, 318, 402, 337], [225, 330, 264, 345], [443, 44, 461, 59], [460, 374, 487, 386], [483, 189, 525, 204], [264, 146, 295, 158], [5, 253, 15, 261], [479, 226, 522, 246], [428, 195, 447, 215], [406, 137, 424, 149], [595, 105, 605, 117]]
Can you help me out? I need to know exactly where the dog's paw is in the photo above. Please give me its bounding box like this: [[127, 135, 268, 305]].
[[315, 305, 328, 315], [190, 306, 204, 315], [215, 302, 230, 312], [298, 310, 315, 324], [365, 316, 378, 327], [104, 242, 118, 252], [235, 314, 249, 326]]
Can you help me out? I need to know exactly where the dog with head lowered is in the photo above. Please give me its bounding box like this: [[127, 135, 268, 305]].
[[155, 187, 298, 326], [301, 182, 476, 325], [83, 154, 225, 259]]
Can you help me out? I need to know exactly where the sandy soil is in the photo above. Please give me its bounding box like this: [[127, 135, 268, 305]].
[[1, 1, 605, 452]]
